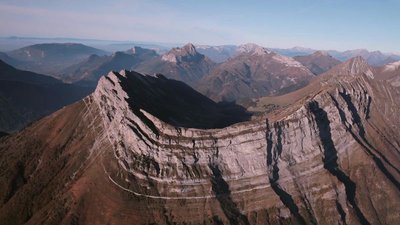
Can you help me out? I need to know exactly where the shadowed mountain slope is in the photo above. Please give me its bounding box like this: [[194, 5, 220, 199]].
[[60, 47, 157, 86], [0, 60, 91, 132]]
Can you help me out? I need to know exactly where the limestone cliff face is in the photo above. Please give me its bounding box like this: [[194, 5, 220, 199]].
[[0, 70, 399, 225]]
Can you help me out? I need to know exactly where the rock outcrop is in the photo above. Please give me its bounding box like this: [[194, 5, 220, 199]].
[[322, 56, 375, 79], [0, 69, 399, 225]]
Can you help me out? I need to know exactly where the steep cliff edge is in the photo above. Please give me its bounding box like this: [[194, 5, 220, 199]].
[[0, 70, 399, 225]]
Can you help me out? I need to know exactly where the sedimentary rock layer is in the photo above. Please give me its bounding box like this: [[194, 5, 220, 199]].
[[0, 70, 399, 225]]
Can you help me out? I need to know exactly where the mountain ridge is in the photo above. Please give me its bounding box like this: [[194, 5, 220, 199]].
[[0, 68, 399, 224]]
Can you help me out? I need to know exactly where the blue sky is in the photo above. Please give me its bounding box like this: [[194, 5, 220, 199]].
[[0, 0, 399, 52]]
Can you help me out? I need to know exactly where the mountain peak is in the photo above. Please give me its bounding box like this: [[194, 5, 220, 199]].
[[326, 56, 374, 78], [182, 43, 196, 54], [94, 70, 248, 128], [237, 43, 271, 55], [161, 43, 203, 63]]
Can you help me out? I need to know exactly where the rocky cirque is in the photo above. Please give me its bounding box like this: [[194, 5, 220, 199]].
[[0, 69, 399, 225]]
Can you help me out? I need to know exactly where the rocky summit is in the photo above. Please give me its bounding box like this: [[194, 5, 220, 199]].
[[0, 66, 399, 225], [135, 43, 215, 86]]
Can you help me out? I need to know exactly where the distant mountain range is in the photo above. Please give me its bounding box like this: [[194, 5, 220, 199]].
[[0, 36, 177, 53], [0, 41, 399, 106], [3, 43, 108, 76], [196, 44, 400, 66], [325, 49, 400, 66], [0, 60, 91, 132], [60, 47, 158, 86], [1, 41, 399, 87], [1, 56, 399, 224], [0, 41, 397, 134]]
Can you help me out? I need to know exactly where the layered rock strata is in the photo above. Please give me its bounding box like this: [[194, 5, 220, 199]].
[[0, 70, 399, 225]]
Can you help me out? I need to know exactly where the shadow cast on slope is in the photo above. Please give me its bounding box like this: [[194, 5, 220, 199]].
[[0, 131, 8, 138], [266, 121, 307, 225], [209, 164, 250, 225], [116, 71, 251, 129], [308, 101, 371, 225], [329, 93, 400, 191]]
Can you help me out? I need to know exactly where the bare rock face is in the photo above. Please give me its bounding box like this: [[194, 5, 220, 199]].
[[161, 43, 199, 63], [323, 56, 375, 79], [0, 69, 399, 225]]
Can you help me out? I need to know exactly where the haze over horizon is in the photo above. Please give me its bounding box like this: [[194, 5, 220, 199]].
[[0, 0, 399, 53]]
